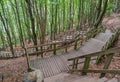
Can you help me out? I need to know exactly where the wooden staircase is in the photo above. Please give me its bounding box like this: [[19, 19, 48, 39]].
[[30, 29, 119, 80]]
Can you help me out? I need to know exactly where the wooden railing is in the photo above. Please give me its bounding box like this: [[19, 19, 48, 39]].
[[0, 28, 99, 59], [103, 29, 120, 50], [25, 28, 103, 58], [25, 34, 85, 58], [68, 47, 120, 78], [24, 34, 85, 71], [85, 26, 104, 40], [96, 29, 120, 64]]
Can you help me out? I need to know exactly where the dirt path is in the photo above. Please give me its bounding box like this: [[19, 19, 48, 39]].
[[102, 13, 120, 29]]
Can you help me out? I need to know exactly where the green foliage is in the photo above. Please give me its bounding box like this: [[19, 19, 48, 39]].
[[0, 0, 116, 49], [107, 3, 114, 11]]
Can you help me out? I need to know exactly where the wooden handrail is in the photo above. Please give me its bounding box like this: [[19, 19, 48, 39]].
[[68, 47, 120, 61], [23, 35, 83, 58], [26, 41, 63, 49], [24, 42, 77, 56], [68, 30, 120, 77], [26, 36, 82, 49], [68, 47, 120, 77]]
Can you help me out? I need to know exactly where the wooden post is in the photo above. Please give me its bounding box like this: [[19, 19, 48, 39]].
[[72, 59, 76, 69], [65, 42, 68, 53], [75, 59, 79, 69], [74, 39, 78, 50], [53, 43, 56, 55], [100, 53, 113, 78], [82, 57, 91, 75], [40, 46, 43, 58], [81, 35, 84, 45], [71, 59, 76, 73]]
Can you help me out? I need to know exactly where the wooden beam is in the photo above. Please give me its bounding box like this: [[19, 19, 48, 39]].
[[27, 39, 74, 49], [68, 47, 120, 61], [69, 58, 96, 66], [71, 69, 120, 75], [27, 36, 82, 49]]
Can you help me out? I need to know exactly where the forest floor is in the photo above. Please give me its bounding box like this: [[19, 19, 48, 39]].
[[0, 13, 120, 82], [102, 13, 120, 29]]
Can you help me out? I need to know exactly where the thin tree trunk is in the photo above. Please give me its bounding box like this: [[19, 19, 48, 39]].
[[25, 0, 38, 51]]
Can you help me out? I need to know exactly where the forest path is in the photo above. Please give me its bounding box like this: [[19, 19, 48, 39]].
[[30, 29, 114, 78]]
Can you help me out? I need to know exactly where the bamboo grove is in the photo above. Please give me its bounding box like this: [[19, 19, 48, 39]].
[[0, 0, 119, 55]]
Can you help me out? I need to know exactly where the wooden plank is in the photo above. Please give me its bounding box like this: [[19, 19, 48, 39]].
[[59, 56, 70, 71], [26, 35, 82, 53], [80, 38, 105, 54], [55, 56, 66, 72], [71, 69, 120, 75], [27, 38, 77, 49], [46, 58, 54, 77], [27, 42, 74, 56], [47, 57, 55, 76], [43, 57, 57, 77], [44, 59, 52, 77], [58, 56, 68, 71], [69, 58, 96, 66], [56, 56, 67, 72], [95, 33, 113, 42], [68, 47, 120, 61], [52, 56, 61, 75], [38, 59, 47, 78], [53, 56, 62, 73]]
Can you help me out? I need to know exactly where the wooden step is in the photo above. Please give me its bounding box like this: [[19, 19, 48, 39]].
[[30, 30, 114, 79], [94, 33, 113, 43], [80, 38, 105, 54], [31, 55, 69, 78]]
